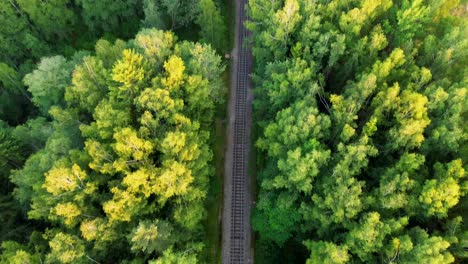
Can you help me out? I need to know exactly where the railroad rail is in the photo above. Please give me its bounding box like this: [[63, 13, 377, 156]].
[[222, 0, 253, 263]]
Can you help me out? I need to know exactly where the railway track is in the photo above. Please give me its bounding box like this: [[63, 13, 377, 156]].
[[223, 0, 253, 263]]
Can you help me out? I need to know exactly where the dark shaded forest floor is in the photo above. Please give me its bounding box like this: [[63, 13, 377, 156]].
[[201, 0, 235, 262]]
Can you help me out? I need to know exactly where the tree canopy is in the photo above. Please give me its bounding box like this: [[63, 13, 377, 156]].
[[248, 0, 467, 263], [2, 28, 225, 262]]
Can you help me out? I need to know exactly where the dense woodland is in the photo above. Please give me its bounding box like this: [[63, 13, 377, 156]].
[[248, 0, 467, 263], [0, 0, 227, 124], [1, 0, 467, 263], [0, 0, 228, 263]]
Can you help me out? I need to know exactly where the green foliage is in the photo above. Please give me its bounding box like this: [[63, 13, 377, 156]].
[[0, 63, 30, 124], [0, 1, 49, 66], [0, 126, 24, 188], [45, 232, 87, 263], [130, 220, 174, 254], [23, 56, 74, 114], [11, 117, 52, 153], [0, 241, 41, 264], [249, 0, 467, 262], [140, 0, 201, 30], [0, 2, 228, 261], [252, 192, 301, 246], [161, 0, 199, 29], [197, 0, 227, 52], [111, 49, 150, 99], [134, 29, 176, 67], [149, 247, 198, 264], [16, 0, 77, 41], [4, 28, 224, 262], [397, 228, 455, 264], [304, 241, 349, 264], [76, 0, 143, 37], [142, 0, 166, 29], [419, 160, 466, 218]]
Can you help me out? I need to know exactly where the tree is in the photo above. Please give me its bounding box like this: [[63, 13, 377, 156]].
[[149, 247, 198, 264], [0, 241, 41, 264], [129, 220, 174, 254], [123, 167, 156, 198], [0, 126, 24, 188], [81, 99, 131, 140], [23, 56, 73, 114], [389, 91, 431, 150], [161, 0, 199, 29], [154, 160, 193, 199], [0, 1, 48, 66], [0, 63, 30, 124], [252, 191, 301, 246], [176, 41, 225, 106], [246, 0, 283, 65], [252, 0, 302, 61], [274, 0, 302, 49], [111, 49, 150, 100], [419, 160, 466, 218], [172, 196, 206, 230], [11, 117, 52, 153], [256, 97, 331, 193], [374, 153, 424, 211], [52, 202, 82, 227], [339, 0, 392, 35], [76, 0, 142, 37], [345, 212, 407, 262], [196, 0, 226, 52], [113, 127, 154, 163], [248, 0, 467, 262], [16, 0, 77, 41], [162, 55, 186, 92], [6, 28, 226, 262], [136, 87, 183, 123], [95, 39, 127, 68], [65, 56, 110, 113], [45, 232, 87, 263], [142, 0, 166, 29], [43, 163, 87, 196], [134, 29, 176, 67], [103, 187, 146, 223], [397, 228, 455, 264], [304, 241, 350, 264], [394, 0, 430, 46], [423, 83, 467, 155]]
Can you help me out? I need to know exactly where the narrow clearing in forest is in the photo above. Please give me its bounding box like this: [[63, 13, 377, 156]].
[[222, 0, 254, 263]]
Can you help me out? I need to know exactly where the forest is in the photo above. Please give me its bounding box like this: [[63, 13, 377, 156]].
[[248, 0, 467, 263], [1, 0, 467, 263], [0, 0, 228, 263]]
